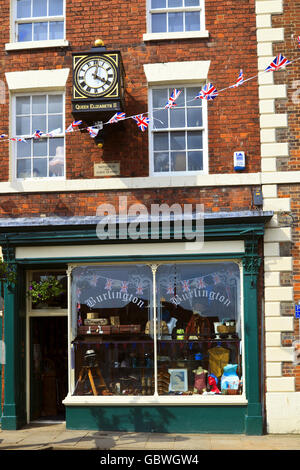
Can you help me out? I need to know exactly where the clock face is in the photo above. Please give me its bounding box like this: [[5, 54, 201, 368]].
[[75, 55, 118, 98]]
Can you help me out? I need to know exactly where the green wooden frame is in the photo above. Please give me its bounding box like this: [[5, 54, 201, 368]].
[[0, 214, 270, 434]]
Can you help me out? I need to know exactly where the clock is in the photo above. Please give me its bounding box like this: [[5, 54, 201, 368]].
[[75, 55, 118, 99], [72, 47, 125, 122]]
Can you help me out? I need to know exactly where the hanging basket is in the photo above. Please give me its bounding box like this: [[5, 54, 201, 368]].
[[28, 276, 65, 305]]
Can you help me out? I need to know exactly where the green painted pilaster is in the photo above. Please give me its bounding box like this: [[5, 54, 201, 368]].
[[1, 246, 25, 429], [243, 239, 263, 435]]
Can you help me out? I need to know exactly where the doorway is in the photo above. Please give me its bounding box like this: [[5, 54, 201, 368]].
[[30, 316, 68, 421]]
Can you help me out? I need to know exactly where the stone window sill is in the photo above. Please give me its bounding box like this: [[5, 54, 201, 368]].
[[5, 39, 69, 51]]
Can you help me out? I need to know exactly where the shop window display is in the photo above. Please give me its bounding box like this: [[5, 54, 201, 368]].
[[71, 262, 243, 398]]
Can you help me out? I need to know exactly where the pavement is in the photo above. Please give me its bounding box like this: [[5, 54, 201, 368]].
[[0, 422, 300, 451]]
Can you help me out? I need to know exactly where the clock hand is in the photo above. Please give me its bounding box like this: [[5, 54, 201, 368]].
[[95, 76, 106, 82], [92, 60, 100, 79]]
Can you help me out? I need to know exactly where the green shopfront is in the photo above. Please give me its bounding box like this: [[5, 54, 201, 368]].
[[0, 211, 272, 434]]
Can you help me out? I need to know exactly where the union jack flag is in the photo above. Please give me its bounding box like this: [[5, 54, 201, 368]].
[[297, 36, 300, 48], [181, 280, 190, 292], [167, 284, 174, 295], [45, 128, 61, 137], [265, 54, 291, 72], [10, 137, 27, 142], [87, 126, 99, 138], [165, 88, 182, 109], [105, 279, 113, 291], [108, 112, 126, 124], [196, 83, 218, 101], [212, 273, 221, 285], [132, 114, 150, 132], [66, 120, 82, 133], [33, 130, 43, 139], [77, 313, 83, 327], [197, 277, 206, 288], [230, 69, 244, 88], [120, 281, 128, 293], [136, 284, 143, 295], [0, 134, 7, 139]]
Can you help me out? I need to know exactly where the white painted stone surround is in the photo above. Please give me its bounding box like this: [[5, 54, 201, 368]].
[[256, 0, 298, 433]]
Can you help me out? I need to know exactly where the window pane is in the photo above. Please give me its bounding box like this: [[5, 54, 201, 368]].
[[170, 108, 185, 128], [188, 150, 203, 170], [49, 157, 64, 177], [156, 262, 242, 396], [33, 158, 47, 177], [49, 21, 64, 39], [33, 139, 47, 156], [48, 95, 63, 113], [154, 152, 169, 172], [16, 141, 31, 158], [32, 96, 46, 114], [187, 131, 202, 149], [170, 132, 185, 150], [49, 137, 64, 156], [32, 115, 46, 132], [48, 115, 62, 132], [17, 0, 31, 18], [153, 89, 168, 109], [17, 159, 31, 178], [185, 0, 200, 6], [185, 11, 200, 31], [16, 116, 30, 135], [32, 0, 47, 17], [168, 12, 183, 32], [168, 0, 182, 6], [186, 87, 202, 106], [18, 23, 32, 42], [152, 13, 167, 33], [151, 0, 166, 8], [49, 0, 64, 16], [153, 109, 168, 129], [154, 133, 168, 151], [33, 22, 48, 40], [187, 108, 202, 127], [171, 152, 186, 171], [49, 140, 64, 177], [16, 96, 30, 115]]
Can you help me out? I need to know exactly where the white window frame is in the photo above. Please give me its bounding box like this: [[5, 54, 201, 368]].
[[12, 91, 66, 181], [149, 85, 208, 176], [144, 0, 209, 41], [6, 0, 68, 50]]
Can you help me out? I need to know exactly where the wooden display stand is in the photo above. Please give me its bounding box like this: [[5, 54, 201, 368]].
[[75, 365, 108, 396]]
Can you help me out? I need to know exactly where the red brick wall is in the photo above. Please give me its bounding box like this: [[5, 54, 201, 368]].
[[0, 185, 256, 218], [0, 0, 261, 184]]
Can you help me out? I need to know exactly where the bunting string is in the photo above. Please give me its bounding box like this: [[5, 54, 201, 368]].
[[1, 50, 300, 143]]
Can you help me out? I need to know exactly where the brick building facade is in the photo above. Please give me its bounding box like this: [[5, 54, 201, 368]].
[[0, 0, 297, 434]]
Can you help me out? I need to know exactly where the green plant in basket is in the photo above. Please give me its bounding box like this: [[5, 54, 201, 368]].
[[28, 275, 65, 304], [0, 260, 17, 284]]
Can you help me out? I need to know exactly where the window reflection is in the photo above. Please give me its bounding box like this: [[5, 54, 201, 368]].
[[71, 262, 243, 398]]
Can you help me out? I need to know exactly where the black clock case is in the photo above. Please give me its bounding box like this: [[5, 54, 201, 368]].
[[72, 46, 125, 125]]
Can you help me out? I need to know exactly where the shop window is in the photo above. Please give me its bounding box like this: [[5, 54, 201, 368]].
[[71, 261, 243, 399], [148, 0, 204, 34], [149, 86, 208, 175], [14, 0, 65, 42], [13, 93, 65, 179]]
